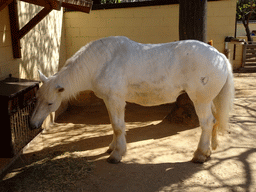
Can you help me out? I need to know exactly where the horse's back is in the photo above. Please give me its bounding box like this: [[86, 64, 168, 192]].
[[124, 38, 229, 103], [91, 37, 230, 106]]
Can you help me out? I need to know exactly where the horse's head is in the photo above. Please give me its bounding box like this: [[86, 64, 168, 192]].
[[30, 70, 65, 129]]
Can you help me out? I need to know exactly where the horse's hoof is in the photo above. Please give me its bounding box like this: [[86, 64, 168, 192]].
[[191, 156, 208, 164], [106, 148, 113, 154], [192, 149, 211, 163], [106, 157, 120, 164]]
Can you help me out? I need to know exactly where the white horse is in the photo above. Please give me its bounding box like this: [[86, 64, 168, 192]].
[[30, 36, 234, 164]]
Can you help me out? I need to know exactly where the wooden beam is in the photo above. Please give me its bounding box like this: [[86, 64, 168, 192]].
[[20, 0, 92, 13], [8, 0, 21, 58], [20, 0, 60, 10], [8, 1, 52, 58], [18, 7, 53, 39], [62, 1, 92, 13], [0, 0, 13, 11]]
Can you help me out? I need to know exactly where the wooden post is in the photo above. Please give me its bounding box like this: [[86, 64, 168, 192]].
[[8, 0, 21, 58], [242, 44, 247, 68]]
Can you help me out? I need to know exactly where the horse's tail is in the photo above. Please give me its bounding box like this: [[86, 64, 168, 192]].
[[211, 58, 234, 149]]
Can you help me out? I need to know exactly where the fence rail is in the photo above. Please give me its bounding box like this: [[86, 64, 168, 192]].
[[242, 43, 256, 67]]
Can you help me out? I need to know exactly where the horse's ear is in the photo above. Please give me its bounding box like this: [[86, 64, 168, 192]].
[[38, 70, 48, 83], [56, 85, 65, 93]]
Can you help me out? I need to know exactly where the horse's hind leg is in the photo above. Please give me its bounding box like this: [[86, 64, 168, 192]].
[[104, 97, 126, 164], [192, 102, 216, 163]]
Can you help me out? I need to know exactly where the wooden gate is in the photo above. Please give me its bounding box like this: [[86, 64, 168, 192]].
[[242, 43, 256, 67]]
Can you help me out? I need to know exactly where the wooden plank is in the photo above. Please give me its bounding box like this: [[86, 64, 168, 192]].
[[8, 0, 21, 58], [18, 7, 53, 39], [20, 0, 92, 13], [245, 59, 256, 62], [62, 1, 91, 13], [246, 54, 256, 58], [246, 52, 256, 54], [0, 0, 13, 11], [63, 0, 92, 7], [244, 63, 256, 66], [246, 44, 256, 48], [242, 44, 247, 67], [20, 0, 60, 10], [246, 50, 256, 54]]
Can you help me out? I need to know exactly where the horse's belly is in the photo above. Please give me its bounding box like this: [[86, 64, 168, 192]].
[[126, 83, 179, 106]]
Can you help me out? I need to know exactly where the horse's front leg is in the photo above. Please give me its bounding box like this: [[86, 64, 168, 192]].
[[104, 97, 126, 164]]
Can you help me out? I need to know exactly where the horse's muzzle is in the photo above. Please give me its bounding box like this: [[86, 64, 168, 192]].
[[29, 120, 43, 130]]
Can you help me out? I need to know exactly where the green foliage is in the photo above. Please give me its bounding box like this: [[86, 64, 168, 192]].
[[237, 0, 256, 20]]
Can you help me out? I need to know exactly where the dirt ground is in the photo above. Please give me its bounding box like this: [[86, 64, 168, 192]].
[[0, 72, 256, 192]]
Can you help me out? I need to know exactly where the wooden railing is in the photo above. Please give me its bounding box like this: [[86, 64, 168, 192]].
[[242, 43, 256, 67]]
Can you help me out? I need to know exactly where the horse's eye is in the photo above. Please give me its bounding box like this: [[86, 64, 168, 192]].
[[48, 103, 53, 106]]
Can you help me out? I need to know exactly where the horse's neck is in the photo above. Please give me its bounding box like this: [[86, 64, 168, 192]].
[[56, 60, 92, 100]]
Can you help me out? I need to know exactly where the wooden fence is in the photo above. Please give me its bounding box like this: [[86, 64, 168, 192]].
[[242, 43, 256, 67]]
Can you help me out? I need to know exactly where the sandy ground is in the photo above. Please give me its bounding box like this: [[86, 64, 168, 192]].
[[0, 72, 256, 192]]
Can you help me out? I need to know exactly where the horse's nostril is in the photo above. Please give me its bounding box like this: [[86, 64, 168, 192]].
[[29, 123, 37, 130]]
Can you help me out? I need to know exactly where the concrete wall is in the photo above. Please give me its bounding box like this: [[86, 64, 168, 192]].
[[64, 0, 237, 59]]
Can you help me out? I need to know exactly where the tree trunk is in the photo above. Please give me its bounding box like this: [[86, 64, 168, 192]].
[[242, 17, 253, 43], [164, 0, 207, 126], [179, 0, 207, 42]]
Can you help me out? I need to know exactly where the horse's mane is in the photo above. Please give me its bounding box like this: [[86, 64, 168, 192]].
[[52, 41, 95, 100], [48, 37, 129, 100]]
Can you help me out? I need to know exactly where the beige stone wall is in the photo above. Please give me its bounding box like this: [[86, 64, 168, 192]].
[[64, 0, 236, 59]]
